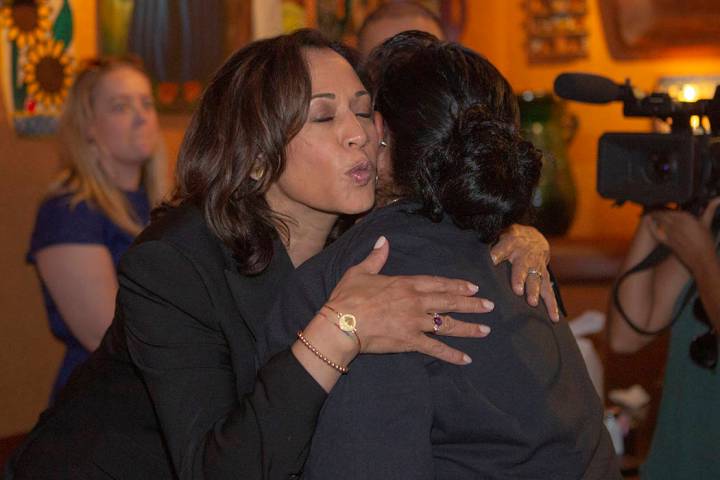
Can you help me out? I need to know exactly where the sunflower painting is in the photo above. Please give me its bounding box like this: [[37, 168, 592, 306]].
[[0, 0, 52, 47], [0, 0, 74, 136], [23, 37, 72, 109]]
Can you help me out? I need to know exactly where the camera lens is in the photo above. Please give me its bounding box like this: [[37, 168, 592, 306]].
[[647, 152, 675, 183]]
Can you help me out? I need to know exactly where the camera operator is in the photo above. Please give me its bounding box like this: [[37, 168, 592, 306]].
[[609, 199, 720, 480]]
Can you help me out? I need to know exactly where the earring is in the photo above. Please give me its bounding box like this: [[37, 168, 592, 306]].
[[379, 139, 388, 148], [250, 165, 265, 181]]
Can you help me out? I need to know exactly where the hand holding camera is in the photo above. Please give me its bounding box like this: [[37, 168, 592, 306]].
[[646, 197, 720, 273]]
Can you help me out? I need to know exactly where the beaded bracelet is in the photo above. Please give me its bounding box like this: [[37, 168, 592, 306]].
[[296, 330, 349, 374], [322, 304, 362, 351]]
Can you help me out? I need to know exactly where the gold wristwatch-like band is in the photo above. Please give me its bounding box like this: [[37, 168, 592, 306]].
[[322, 304, 362, 351]]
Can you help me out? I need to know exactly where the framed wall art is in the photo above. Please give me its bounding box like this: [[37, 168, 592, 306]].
[[1, 0, 74, 136]]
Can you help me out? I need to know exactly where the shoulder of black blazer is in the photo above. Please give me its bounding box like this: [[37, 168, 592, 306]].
[[127, 202, 293, 361], [134, 203, 232, 271]]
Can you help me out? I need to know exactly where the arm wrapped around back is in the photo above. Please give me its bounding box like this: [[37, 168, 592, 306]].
[[119, 239, 326, 480]]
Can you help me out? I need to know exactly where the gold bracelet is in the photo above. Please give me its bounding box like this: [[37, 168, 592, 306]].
[[296, 330, 349, 374], [322, 304, 362, 351]]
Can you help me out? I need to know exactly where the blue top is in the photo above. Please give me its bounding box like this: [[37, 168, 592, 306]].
[[27, 188, 150, 402]]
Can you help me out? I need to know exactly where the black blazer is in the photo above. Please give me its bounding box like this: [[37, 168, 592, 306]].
[[8, 204, 326, 480], [264, 200, 621, 480]]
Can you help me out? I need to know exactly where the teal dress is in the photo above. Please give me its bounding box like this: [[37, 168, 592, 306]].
[[641, 283, 720, 479]]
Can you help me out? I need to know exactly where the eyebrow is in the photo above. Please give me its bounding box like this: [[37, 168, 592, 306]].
[[107, 93, 151, 100], [106, 95, 132, 102], [310, 91, 370, 100]]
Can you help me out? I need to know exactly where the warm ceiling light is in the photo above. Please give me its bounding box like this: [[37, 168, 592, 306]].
[[680, 84, 698, 102]]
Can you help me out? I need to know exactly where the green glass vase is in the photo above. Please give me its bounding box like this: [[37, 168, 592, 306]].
[[518, 92, 578, 237]]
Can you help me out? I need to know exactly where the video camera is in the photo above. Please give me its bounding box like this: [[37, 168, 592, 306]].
[[554, 73, 720, 210]]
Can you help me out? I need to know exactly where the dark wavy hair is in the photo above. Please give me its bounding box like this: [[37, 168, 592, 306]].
[[364, 31, 542, 242], [163, 29, 359, 274]]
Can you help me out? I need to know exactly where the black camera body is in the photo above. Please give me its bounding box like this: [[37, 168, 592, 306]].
[[598, 132, 720, 206], [554, 73, 720, 208]]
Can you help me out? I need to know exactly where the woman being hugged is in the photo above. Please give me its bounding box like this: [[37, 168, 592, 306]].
[[27, 56, 166, 402], [265, 31, 619, 479]]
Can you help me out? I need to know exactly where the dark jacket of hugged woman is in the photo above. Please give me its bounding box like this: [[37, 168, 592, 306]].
[[264, 31, 621, 480]]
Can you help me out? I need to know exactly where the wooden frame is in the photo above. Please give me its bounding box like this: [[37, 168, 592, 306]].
[[598, 0, 720, 60], [524, 0, 589, 64]]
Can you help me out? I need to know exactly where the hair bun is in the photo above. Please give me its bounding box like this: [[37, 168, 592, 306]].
[[455, 103, 494, 126], [440, 104, 543, 241], [450, 104, 511, 148], [365, 35, 542, 242]]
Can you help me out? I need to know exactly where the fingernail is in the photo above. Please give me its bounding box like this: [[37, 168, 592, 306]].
[[373, 236, 386, 249], [482, 299, 494, 310], [515, 283, 524, 295], [467, 283, 479, 293], [462, 354, 472, 364], [491, 254, 498, 264], [478, 325, 491, 335]]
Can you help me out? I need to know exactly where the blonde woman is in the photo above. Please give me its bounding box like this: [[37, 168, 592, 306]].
[[27, 56, 166, 401]]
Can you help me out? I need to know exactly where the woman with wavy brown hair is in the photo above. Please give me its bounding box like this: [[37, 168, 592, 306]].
[[10, 30, 555, 479]]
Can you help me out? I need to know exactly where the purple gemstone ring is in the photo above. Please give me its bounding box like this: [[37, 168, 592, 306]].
[[431, 312, 443, 333]]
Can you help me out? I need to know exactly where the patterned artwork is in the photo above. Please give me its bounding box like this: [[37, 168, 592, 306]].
[[0, 0, 74, 136], [98, 0, 252, 113]]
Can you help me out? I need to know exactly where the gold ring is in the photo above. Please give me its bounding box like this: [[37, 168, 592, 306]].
[[527, 268, 543, 280]]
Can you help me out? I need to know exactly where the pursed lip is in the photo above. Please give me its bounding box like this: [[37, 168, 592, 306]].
[[346, 159, 375, 186]]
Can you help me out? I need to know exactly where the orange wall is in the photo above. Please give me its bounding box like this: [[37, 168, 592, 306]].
[[462, 0, 720, 239]]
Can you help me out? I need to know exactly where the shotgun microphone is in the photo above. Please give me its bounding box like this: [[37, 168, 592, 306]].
[[553, 73, 625, 104]]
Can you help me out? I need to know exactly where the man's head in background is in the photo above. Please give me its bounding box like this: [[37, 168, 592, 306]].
[[357, 1, 446, 58]]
